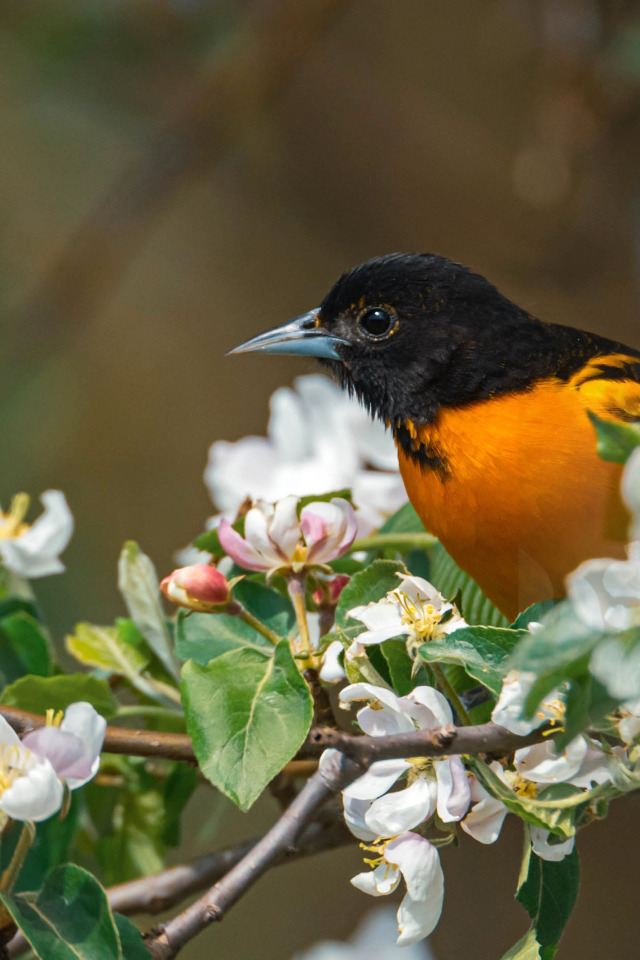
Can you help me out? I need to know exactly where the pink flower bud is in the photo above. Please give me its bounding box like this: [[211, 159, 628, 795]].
[[161, 564, 230, 613], [313, 574, 351, 606]]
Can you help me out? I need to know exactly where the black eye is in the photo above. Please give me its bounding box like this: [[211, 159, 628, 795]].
[[359, 307, 396, 340]]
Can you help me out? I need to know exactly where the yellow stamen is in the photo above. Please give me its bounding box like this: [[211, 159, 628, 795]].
[[0, 494, 31, 541], [45, 708, 64, 728], [0, 744, 28, 797]]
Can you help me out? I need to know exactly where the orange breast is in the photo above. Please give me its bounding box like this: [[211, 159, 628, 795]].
[[397, 372, 633, 621]]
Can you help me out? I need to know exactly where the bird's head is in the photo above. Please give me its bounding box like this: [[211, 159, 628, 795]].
[[230, 253, 549, 427]]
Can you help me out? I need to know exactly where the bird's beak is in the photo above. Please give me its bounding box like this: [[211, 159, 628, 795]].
[[228, 308, 348, 360]]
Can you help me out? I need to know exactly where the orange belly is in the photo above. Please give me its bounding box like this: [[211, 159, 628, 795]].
[[397, 377, 631, 621]]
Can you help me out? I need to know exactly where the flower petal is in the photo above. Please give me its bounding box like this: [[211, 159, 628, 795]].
[[385, 833, 442, 903], [435, 756, 471, 822], [0, 758, 63, 822], [351, 863, 400, 897], [268, 496, 302, 560], [343, 759, 411, 801], [343, 795, 377, 841], [530, 827, 575, 862], [406, 687, 454, 729], [0, 491, 73, 578], [365, 775, 436, 837], [515, 737, 587, 784]]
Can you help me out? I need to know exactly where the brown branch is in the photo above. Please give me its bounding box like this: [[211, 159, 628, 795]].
[[0, 707, 546, 769], [145, 751, 364, 960]]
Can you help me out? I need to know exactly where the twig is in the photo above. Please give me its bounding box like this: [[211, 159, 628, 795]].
[[144, 751, 364, 959]]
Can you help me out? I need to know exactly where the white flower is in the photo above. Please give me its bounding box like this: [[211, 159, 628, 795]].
[[491, 670, 566, 736], [350, 833, 445, 947], [618, 698, 640, 743], [461, 738, 611, 861], [218, 495, 357, 575], [205, 375, 407, 535], [0, 716, 63, 823], [22, 702, 106, 790], [294, 906, 435, 960], [319, 640, 346, 684], [340, 684, 471, 833], [347, 574, 467, 661], [566, 541, 640, 632], [0, 491, 73, 578]]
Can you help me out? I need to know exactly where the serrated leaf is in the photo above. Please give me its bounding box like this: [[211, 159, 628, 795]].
[[428, 543, 508, 626], [233, 579, 294, 638], [175, 611, 274, 664], [118, 541, 178, 679], [334, 560, 405, 630], [466, 759, 576, 838], [418, 626, 525, 695], [588, 411, 640, 464], [0, 864, 122, 960], [0, 674, 118, 718], [0, 613, 50, 681], [182, 641, 313, 810], [505, 835, 580, 959]]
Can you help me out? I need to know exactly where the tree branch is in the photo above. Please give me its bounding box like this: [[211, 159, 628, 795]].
[[144, 751, 364, 960]]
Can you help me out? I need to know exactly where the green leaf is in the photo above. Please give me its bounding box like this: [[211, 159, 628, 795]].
[[511, 602, 559, 630], [377, 501, 425, 535], [334, 560, 405, 631], [297, 489, 352, 510], [114, 915, 148, 959], [233, 579, 295, 637], [428, 543, 508, 627], [418, 626, 525, 695], [0, 674, 118, 718], [175, 611, 273, 664], [86, 756, 190, 885], [558, 674, 619, 750], [118, 541, 179, 679], [588, 411, 640, 464], [466, 759, 576, 838], [0, 613, 50, 681], [182, 641, 313, 810], [504, 834, 580, 960], [510, 602, 601, 718], [0, 864, 122, 960]]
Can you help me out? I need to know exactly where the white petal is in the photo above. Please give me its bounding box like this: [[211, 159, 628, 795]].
[[351, 863, 400, 897], [406, 687, 454, 729], [343, 795, 378, 841], [0, 715, 23, 750], [357, 703, 415, 737], [243, 504, 280, 563], [385, 833, 442, 903], [343, 759, 411, 801], [515, 737, 587, 784], [435, 756, 471, 822], [339, 683, 403, 716], [0, 491, 73, 578], [0, 758, 63, 822], [530, 827, 575, 862], [60, 702, 106, 788], [268, 495, 302, 560], [492, 671, 541, 736], [319, 641, 346, 684], [397, 889, 444, 946], [365, 775, 437, 837], [460, 793, 508, 844]]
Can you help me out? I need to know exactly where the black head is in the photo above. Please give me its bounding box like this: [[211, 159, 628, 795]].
[[231, 252, 617, 429]]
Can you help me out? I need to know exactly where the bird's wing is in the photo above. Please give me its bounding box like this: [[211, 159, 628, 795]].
[[571, 352, 640, 424]]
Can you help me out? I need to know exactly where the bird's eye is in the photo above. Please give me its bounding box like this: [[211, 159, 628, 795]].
[[358, 307, 396, 340]]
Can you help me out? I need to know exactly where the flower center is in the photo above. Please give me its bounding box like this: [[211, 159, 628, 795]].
[[45, 709, 64, 728], [0, 494, 30, 541], [396, 591, 448, 640], [510, 774, 537, 799], [0, 743, 29, 797]]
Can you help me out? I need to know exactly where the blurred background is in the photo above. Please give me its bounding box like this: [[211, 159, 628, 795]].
[[2, 0, 640, 957]]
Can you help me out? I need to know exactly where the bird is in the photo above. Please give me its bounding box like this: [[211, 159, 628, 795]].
[[230, 253, 640, 621]]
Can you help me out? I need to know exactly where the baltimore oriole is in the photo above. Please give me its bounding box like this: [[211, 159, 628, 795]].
[[230, 253, 640, 620]]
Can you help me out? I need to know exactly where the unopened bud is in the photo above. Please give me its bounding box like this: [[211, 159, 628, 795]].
[[313, 574, 350, 607], [161, 564, 231, 613]]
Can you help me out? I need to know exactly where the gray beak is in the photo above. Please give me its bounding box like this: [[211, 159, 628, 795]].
[[228, 309, 348, 360]]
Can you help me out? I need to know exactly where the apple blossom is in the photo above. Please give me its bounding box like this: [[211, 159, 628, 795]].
[[351, 832, 445, 946], [0, 716, 63, 823], [22, 701, 106, 790], [347, 574, 466, 662], [218, 495, 357, 576], [340, 684, 471, 833], [161, 563, 232, 612], [205, 375, 407, 535], [0, 490, 73, 579], [294, 906, 435, 960], [566, 541, 640, 632], [491, 670, 567, 736], [461, 738, 611, 861]]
